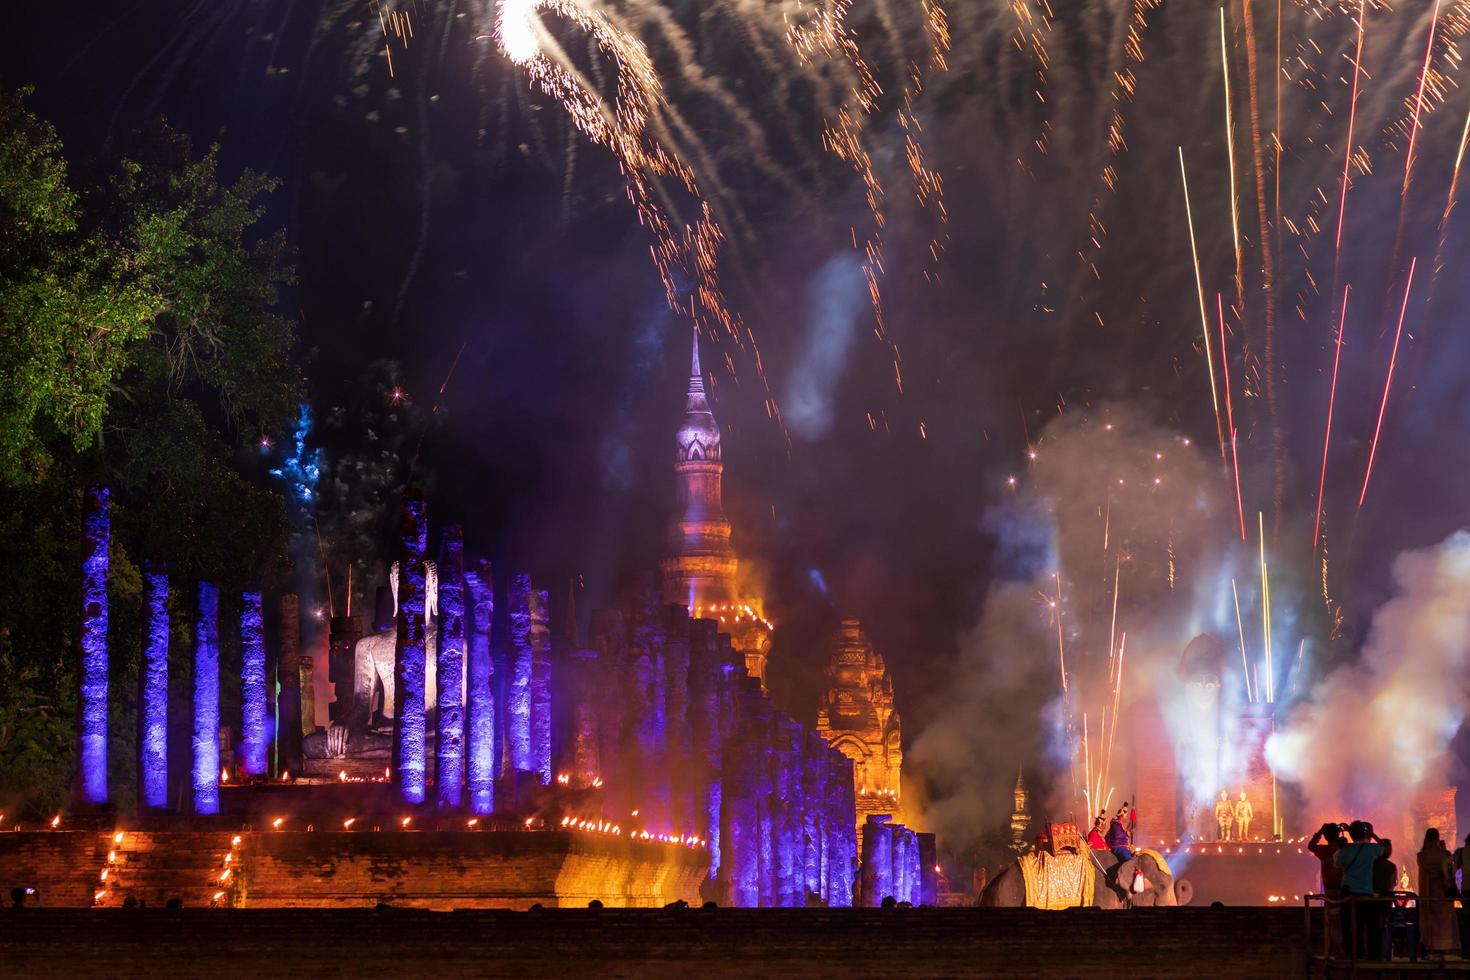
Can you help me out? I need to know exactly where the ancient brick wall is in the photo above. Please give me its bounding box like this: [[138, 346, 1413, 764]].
[[0, 831, 707, 910]]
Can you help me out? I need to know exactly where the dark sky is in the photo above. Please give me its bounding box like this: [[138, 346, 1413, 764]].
[[12, 1, 1470, 833]]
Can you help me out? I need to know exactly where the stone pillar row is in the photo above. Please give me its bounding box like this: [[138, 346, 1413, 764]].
[[859, 815, 935, 906], [572, 576, 859, 907]]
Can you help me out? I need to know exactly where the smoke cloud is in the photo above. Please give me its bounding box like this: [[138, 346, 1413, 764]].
[[1267, 531, 1470, 823], [912, 402, 1234, 855], [784, 254, 866, 441]]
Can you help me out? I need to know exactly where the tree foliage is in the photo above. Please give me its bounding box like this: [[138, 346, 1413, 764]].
[[0, 89, 301, 816]]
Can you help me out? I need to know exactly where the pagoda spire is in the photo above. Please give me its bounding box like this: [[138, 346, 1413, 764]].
[[686, 324, 710, 415]]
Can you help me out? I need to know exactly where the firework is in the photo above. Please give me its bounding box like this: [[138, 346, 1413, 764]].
[[1232, 577, 1253, 702], [1179, 148, 1226, 464], [1313, 284, 1350, 551], [1358, 257, 1417, 510], [1217, 293, 1245, 541]]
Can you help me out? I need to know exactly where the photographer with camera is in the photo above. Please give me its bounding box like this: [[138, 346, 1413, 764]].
[[1335, 821, 1385, 960]]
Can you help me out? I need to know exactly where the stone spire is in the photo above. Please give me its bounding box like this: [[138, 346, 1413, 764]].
[[661, 326, 737, 607], [1009, 767, 1032, 855]]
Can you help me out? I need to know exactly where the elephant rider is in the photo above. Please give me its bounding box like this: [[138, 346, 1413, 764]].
[[1215, 790, 1234, 841], [1106, 814, 1133, 862], [1087, 817, 1108, 851], [1234, 791, 1254, 841]]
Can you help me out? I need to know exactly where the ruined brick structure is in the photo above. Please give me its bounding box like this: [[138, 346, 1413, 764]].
[[816, 619, 904, 831], [30, 328, 897, 910]]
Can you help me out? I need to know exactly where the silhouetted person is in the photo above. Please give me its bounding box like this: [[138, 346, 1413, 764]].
[[881, 895, 897, 909], [587, 899, 604, 909], [1310, 822, 1349, 955], [10, 887, 27, 908], [1419, 828, 1460, 956], [701, 900, 718, 909], [1335, 821, 1383, 960], [165, 897, 183, 910]]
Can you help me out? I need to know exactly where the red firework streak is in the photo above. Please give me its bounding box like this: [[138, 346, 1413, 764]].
[[1314, 284, 1349, 551], [1217, 293, 1245, 541], [1359, 259, 1417, 510]]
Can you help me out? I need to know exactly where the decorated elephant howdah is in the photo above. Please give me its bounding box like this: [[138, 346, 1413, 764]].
[[980, 848, 1192, 909]]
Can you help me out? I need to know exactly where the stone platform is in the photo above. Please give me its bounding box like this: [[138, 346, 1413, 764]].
[[0, 906, 1308, 978], [0, 829, 708, 910]]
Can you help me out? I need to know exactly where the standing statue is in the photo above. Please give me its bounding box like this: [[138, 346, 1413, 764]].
[[1234, 790, 1254, 841], [1214, 790, 1234, 842]]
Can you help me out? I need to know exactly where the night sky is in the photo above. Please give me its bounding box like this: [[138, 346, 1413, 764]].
[[12, 0, 1470, 839]]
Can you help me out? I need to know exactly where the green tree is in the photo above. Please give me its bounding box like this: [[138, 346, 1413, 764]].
[[0, 89, 301, 817]]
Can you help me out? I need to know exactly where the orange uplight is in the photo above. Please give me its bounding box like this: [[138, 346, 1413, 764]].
[[231, 835, 242, 846], [221, 768, 230, 783], [401, 817, 412, 829], [50, 815, 61, 829], [113, 831, 124, 844], [467, 818, 479, 828], [343, 818, 356, 830], [272, 817, 284, 830]]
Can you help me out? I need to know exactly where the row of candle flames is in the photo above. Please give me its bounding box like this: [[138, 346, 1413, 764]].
[[57, 763, 703, 907]]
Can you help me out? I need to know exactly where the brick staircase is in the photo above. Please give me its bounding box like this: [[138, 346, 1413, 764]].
[[98, 831, 240, 909]]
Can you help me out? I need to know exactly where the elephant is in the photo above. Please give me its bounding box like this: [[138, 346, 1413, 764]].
[[979, 850, 1193, 909]]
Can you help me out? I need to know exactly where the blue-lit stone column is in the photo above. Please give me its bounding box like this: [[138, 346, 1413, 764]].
[[393, 491, 429, 804], [140, 563, 169, 811], [529, 585, 552, 785], [436, 526, 466, 809], [464, 559, 495, 815], [78, 486, 110, 805], [193, 582, 221, 815], [507, 574, 532, 775], [240, 591, 268, 777]]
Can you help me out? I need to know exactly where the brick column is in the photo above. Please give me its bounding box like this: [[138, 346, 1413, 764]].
[[277, 594, 303, 772], [240, 592, 268, 777], [193, 582, 221, 815], [464, 559, 495, 816], [436, 526, 466, 809], [78, 486, 110, 805], [529, 584, 552, 786], [139, 562, 169, 811], [393, 490, 429, 804]]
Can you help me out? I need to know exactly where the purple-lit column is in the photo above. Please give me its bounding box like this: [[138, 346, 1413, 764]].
[[529, 585, 552, 785], [508, 574, 532, 774], [140, 563, 169, 811], [193, 582, 221, 815], [240, 592, 268, 777], [918, 833, 938, 906], [78, 486, 110, 805], [436, 526, 466, 809], [393, 491, 429, 804], [464, 560, 495, 815]]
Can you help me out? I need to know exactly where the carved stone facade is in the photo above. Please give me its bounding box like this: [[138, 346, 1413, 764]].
[[816, 619, 903, 829], [659, 327, 773, 690]]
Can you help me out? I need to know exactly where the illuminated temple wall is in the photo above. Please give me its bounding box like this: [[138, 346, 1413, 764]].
[[580, 575, 859, 906]]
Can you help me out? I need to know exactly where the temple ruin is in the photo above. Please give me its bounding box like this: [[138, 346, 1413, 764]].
[[0, 328, 941, 910]]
